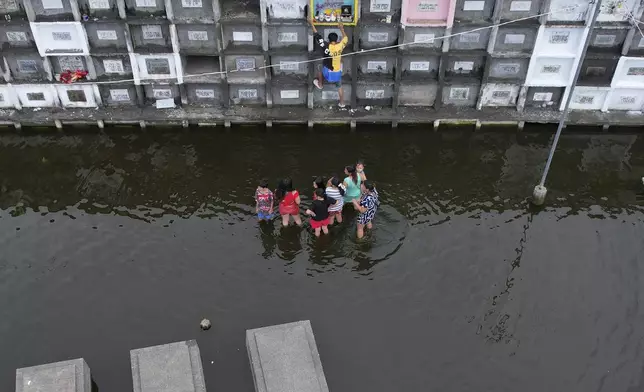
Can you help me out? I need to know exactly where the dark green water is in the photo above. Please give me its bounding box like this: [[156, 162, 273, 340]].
[[0, 128, 643, 392]]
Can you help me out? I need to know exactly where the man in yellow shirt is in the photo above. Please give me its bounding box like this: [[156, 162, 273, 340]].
[[310, 15, 348, 108]]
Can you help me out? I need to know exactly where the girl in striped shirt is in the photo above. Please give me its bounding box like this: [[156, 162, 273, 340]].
[[325, 176, 346, 225]]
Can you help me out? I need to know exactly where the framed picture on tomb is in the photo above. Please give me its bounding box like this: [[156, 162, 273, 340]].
[[310, 0, 358, 25]]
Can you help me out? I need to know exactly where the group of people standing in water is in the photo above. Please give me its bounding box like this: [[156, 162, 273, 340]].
[[254, 161, 380, 239]]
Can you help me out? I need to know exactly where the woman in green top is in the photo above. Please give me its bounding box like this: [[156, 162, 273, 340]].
[[343, 165, 362, 204]]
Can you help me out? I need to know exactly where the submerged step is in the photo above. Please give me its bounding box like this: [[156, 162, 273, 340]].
[[246, 320, 329, 392], [130, 340, 206, 392], [16, 358, 91, 392]]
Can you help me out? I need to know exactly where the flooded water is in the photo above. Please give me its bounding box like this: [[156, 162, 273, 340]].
[[1, 127, 644, 392]]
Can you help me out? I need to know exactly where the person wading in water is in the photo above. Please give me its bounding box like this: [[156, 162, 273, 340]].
[[310, 12, 348, 108], [352, 180, 379, 239]]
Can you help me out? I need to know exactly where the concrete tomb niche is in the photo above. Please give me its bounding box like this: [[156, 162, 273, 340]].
[[16, 358, 91, 392], [246, 320, 330, 392], [130, 340, 207, 392]]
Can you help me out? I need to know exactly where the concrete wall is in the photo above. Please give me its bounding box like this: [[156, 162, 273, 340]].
[[546, 0, 590, 23], [129, 23, 173, 52], [170, 0, 216, 21], [77, 0, 121, 20], [449, 26, 490, 50], [134, 53, 180, 81], [493, 26, 538, 54], [123, 0, 167, 18], [229, 83, 266, 105], [401, 0, 452, 26], [398, 81, 438, 105], [444, 53, 485, 79], [356, 80, 394, 106], [612, 57, 644, 89], [271, 80, 307, 105], [92, 54, 133, 79], [56, 84, 98, 107], [0, 85, 18, 107], [400, 26, 446, 51], [0, 22, 36, 50], [184, 83, 223, 105], [2, 0, 644, 117], [0, 0, 26, 16], [577, 56, 619, 86], [626, 30, 644, 56], [400, 53, 440, 79], [487, 56, 529, 81], [569, 86, 608, 110], [498, 0, 542, 20], [99, 83, 138, 106], [221, 0, 261, 20], [143, 83, 181, 104], [265, 0, 307, 20], [524, 86, 564, 109], [31, 22, 89, 56], [319, 26, 353, 45], [221, 23, 262, 50], [181, 56, 222, 83], [587, 28, 628, 53], [84, 21, 129, 52], [605, 88, 644, 111], [312, 84, 352, 106], [50, 55, 89, 74], [442, 82, 480, 106], [30, 0, 75, 21], [270, 53, 308, 77], [224, 54, 265, 80], [526, 56, 576, 86], [453, 0, 494, 22], [267, 25, 307, 49], [176, 24, 219, 54], [479, 82, 520, 106], [6, 51, 49, 81], [360, 0, 402, 22], [14, 84, 58, 107], [358, 24, 398, 49], [357, 53, 396, 78]]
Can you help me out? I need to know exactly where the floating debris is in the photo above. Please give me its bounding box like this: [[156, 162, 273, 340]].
[[200, 318, 211, 330]]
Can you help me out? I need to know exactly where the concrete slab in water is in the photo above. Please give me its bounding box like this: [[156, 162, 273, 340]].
[[246, 320, 329, 392], [130, 340, 206, 392], [15, 358, 90, 392]]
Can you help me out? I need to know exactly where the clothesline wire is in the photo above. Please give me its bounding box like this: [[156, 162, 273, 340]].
[[618, 4, 644, 44], [70, 5, 580, 86]]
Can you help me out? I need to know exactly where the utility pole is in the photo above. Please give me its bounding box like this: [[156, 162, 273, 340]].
[[532, 0, 602, 206]]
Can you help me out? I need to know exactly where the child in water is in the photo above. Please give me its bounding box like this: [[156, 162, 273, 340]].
[[276, 177, 302, 227], [356, 160, 367, 181], [325, 176, 345, 224], [343, 165, 362, 205], [306, 188, 336, 237], [313, 176, 327, 193], [255, 179, 274, 221]]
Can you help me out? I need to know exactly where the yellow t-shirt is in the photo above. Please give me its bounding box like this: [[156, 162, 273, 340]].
[[328, 36, 348, 72]]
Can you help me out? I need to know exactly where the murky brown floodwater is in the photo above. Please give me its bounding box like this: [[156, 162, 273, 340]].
[[1, 127, 644, 392]]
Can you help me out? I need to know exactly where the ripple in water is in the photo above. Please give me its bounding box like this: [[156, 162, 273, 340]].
[[255, 205, 409, 276]]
